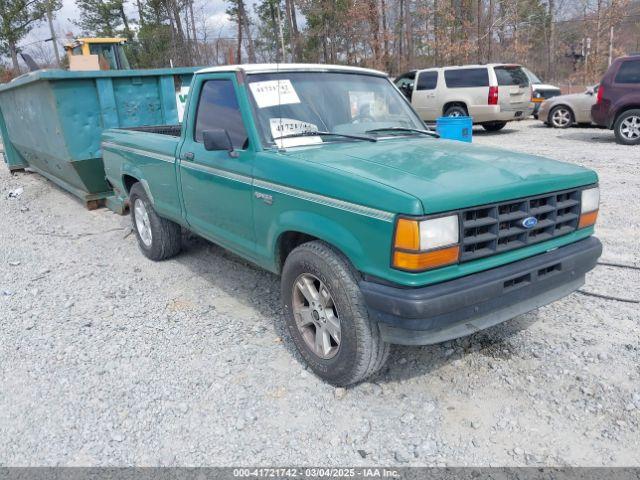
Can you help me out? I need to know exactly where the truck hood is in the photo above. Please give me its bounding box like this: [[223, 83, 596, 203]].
[[283, 137, 597, 214]]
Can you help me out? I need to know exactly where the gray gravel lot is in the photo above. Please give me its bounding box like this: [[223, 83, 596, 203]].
[[1, 120, 639, 466]]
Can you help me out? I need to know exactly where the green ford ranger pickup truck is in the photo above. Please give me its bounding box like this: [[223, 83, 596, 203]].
[[102, 64, 602, 386]]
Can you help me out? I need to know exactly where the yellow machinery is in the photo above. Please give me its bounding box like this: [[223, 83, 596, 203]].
[[63, 38, 131, 71]]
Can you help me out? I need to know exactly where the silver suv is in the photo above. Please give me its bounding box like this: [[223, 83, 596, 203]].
[[396, 64, 534, 131]]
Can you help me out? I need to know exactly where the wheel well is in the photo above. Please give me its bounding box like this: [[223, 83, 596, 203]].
[[122, 175, 139, 193], [276, 231, 318, 271], [615, 105, 640, 123], [443, 102, 468, 115]]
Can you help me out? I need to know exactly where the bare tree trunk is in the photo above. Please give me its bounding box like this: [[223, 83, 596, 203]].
[[119, 3, 132, 38], [381, 0, 389, 68], [274, 1, 286, 61], [367, 0, 381, 68], [136, 0, 145, 25], [268, 0, 280, 61], [547, 0, 554, 81], [476, 0, 482, 63], [236, 10, 243, 63], [189, 0, 199, 62], [9, 40, 19, 71], [284, 0, 300, 61], [46, 5, 60, 67], [237, 0, 256, 62], [397, 0, 404, 73], [594, 0, 602, 79], [244, 18, 256, 62], [434, 0, 439, 65], [405, 0, 413, 67], [487, 0, 493, 62]]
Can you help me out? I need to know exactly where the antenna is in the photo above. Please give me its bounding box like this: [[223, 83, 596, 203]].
[[277, 60, 283, 150]]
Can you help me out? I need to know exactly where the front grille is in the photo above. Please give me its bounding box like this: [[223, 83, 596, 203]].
[[460, 188, 581, 262]]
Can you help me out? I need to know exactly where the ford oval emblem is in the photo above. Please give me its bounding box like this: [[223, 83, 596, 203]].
[[522, 216, 538, 229]]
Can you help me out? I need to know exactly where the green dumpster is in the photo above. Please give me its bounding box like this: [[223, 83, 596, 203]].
[[0, 67, 197, 209]]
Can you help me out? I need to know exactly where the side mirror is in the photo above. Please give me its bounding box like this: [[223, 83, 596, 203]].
[[402, 83, 414, 99], [203, 129, 238, 157], [586, 87, 594, 95]]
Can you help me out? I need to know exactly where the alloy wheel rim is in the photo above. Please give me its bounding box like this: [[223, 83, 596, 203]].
[[620, 115, 640, 140], [292, 273, 341, 359], [134, 199, 153, 247], [552, 108, 571, 127]]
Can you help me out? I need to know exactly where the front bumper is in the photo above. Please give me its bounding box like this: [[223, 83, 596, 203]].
[[361, 237, 602, 345]]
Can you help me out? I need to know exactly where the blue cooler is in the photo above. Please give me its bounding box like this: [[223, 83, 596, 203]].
[[436, 116, 473, 143]]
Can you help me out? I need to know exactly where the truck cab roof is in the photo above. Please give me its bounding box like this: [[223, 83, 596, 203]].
[[196, 63, 387, 77]]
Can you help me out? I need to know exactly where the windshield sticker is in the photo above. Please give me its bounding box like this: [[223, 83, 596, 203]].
[[249, 80, 301, 108], [270, 118, 321, 148]]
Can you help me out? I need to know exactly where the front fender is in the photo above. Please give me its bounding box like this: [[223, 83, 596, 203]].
[[268, 210, 385, 274]]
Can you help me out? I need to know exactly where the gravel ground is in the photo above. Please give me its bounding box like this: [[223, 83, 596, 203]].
[[1, 120, 639, 467]]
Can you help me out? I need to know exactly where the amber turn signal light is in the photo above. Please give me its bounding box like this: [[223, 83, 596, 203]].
[[579, 209, 598, 229], [394, 218, 420, 250], [393, 246, 460, 271]]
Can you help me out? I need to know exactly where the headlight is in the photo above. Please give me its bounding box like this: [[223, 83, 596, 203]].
[[579, 186, 599, 228], [393, 215, 460, 271]]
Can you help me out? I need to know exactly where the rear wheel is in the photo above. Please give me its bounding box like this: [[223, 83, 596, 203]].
[[129, 183, 182, 261], [443, 105, 468, 117], [482, 121, 507, 132], [281, 241, 390, 386], [549, 105, 574, 128], [614, 109, 640, 145]]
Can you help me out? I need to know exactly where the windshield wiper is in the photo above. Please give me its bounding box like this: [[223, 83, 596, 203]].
[[274, 131, 377, 143], [365, 127, 440, 138]]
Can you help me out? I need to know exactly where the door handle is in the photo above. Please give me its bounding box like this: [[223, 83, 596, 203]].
[[182, 152, 194, 161]]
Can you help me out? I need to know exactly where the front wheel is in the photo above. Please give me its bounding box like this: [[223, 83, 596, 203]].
[[129, 183, 182, 261], [614, 109, 640, 145], [281, 241, 390, 386], [549, 105, 574, 128], [482, 121, 507, 132]]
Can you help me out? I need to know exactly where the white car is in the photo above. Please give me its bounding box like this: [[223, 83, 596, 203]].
[[395, 64, 534, 131], [523, 67, 562, 118]]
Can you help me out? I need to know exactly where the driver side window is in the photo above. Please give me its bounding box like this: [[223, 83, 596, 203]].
[[194, 79, 248, 149]]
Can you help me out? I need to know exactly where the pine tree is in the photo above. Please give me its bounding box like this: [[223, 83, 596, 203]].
[[74, 0, 129, 37], [0, 0, 59, 70]]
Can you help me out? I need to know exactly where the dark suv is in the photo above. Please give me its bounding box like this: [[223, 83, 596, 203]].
[[591, 55, 640, 145]]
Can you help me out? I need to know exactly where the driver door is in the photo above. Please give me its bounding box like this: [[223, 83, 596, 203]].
[[178, 74, 256, 257]]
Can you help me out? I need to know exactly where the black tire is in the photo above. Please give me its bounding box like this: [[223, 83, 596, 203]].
[[548, 105, 574, 129], [482, 121, 507, 132], [613, 109, 640, 146], [281, 241, 390, 386], [129, 182, 182, 261], [443, 104, 468, 117]]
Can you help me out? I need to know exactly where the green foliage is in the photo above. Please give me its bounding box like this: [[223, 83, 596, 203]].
[[0, 0, 59, 58], [254, 0, 286, 60], [134, 22, 173, 67], [74, 0, 127, 36]]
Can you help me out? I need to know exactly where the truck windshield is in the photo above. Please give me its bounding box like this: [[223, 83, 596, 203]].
[[246, 71, 426, 148]]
